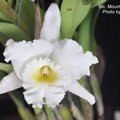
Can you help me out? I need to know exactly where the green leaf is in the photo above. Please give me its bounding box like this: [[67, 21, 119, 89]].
[[59, 106, 72, 120], [0, 62, 13, 73], [9, 92, 36, 120], [79, 78, 94, 120], [77, 11, 92, 52], [61, 0, 91, 38], [7, 0, 14, 7], [82, 0, 107, 7], [70, 101, 84, 120], [0, 71, 6, 80], [0, 32, 9, 46], [81, 99, 94, 120], [44, 105, 55, 120], [34, 107, 42, 119], [89, 8, 100, 54], [90, 73, 104, 117], [91, 0, 107, 7], [0, 22, 31, 45], [15, 0, 36, 39], [77, 8, 99, 54], [82, 0, 91, 5], [0, 0, 31, 36], [0, 12, 10, 22], [0, 0, 17, 23]]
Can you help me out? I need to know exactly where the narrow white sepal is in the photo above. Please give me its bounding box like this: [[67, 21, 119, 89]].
[[67, 81, 95, 105], [40, 3, 61, 42], [0, 71, 22, 94]]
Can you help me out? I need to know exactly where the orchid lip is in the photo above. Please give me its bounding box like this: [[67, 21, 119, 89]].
[[32, 65, 58, 83]]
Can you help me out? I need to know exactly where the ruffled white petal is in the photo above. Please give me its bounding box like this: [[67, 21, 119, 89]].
[[23, 84, 47, 108], [22, 57, 68, 108], [40, 3, 61, 42], [53, 39, 98, 80], [45, 85, 65, 108], [0, 71, 22, 94], [67, 81, 95, 105], [4, 39, 53, 79]]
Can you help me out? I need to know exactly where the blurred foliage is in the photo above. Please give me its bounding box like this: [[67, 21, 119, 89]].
[[82, 0, 107, 7], [9, 91, 36, 120], [77, 8, 100, 54], [0, 0, 107, 120], [0, 62, 13, 73], [61, 0, 91, 38]]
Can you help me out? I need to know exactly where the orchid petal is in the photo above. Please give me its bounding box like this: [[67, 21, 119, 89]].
[[53, 39, 98, 80], [23, 84, 47, 108], [45, 86, 65, 108], [4, 39, 53, 79], [40, 3, 61, 42], [67, 81, 95, 105], [0, 72, 22, 94]]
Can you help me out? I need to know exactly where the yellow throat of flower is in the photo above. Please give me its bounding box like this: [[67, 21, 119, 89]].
[[33, 66, 58, 83]]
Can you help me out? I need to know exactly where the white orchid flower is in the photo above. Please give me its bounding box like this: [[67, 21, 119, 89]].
[[0, 3, 98, 108]]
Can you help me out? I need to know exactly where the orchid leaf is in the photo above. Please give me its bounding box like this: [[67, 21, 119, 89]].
[[81, 99, 94, 120], [79, 77, 94, 120], [0, 62, 13, 73], [0, 32, 9, 46], [82, 0, 107, 7], [0, 0, 30, 36], [59, 106, 72, 120], [44, 105, 56, 120], [0, 22, 31, 46], [7, 0, 14, 7], [70, 99, 84, 120], [61, 0, 91, 38], [15, 0, 36, 39], [0, 12, 10, 22], [34, 107, 42, 119], [90, 74, 104, 117], [77, 8, 99, 54], [89, 8, 100, 54], [0, 71, 6, 80], [77, 10, 92, 52], [82, 0, 91, 5], [9, 92, 36, 120], [90, 0, 107, 7], [0, 0, 17, 23]]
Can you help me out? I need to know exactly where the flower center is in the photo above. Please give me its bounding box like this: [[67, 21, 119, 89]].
[[33, 65, 58, 83], [41, 66, 50, 77]]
